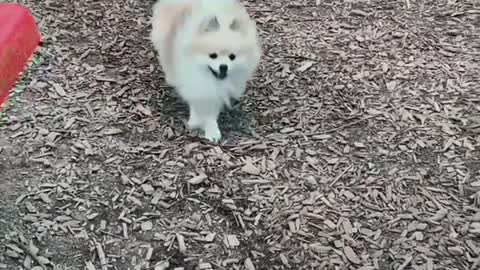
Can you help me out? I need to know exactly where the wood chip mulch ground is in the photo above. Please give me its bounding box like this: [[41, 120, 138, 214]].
[[1, 0, 480, 269]]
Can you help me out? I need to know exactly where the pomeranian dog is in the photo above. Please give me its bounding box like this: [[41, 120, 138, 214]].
[[150, 0, 261, 142]]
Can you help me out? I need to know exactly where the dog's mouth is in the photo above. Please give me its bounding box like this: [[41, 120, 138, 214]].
[[208, 66, 227, 80]]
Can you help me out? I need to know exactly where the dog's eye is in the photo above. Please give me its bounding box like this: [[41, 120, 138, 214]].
[[209, 53, 218, 59], [229, 54, 236, 61]]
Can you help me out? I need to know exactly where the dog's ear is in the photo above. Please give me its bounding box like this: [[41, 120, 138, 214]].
[[230, 18, 249, 35], [229, 19, 241, 31], [200, 16, 220, 33]]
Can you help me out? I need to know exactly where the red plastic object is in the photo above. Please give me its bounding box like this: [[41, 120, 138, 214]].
[[0, 3, 41, 109]]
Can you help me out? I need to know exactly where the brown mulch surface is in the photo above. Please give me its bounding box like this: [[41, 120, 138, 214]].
[[1, 0, 480, 269]]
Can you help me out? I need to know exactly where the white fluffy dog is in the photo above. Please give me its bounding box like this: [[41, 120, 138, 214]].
[[150, 0, 261, 142]]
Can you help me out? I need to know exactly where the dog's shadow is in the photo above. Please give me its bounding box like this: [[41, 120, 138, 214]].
[[149, 82, 256, 141]]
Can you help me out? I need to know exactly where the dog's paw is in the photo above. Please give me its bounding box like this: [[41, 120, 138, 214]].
[[186, 114, 202, 130], [204, 127, 221, 143], [187, 119, 201, 130]]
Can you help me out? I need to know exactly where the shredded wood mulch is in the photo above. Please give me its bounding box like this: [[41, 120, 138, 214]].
[[1, 0, 480, 269]]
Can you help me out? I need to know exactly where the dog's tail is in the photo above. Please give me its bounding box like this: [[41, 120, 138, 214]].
[[150, 0, 187, 47]]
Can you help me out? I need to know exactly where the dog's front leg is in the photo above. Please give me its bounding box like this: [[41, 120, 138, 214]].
[[230, 81, 246, 100], [203, 117, 221, 143], [187, 104, 203, 130], [188, 100, 222, 143], [226, 81, 246, 109]]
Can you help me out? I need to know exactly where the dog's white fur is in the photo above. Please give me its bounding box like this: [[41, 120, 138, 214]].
[[150, 0, 261, 142]]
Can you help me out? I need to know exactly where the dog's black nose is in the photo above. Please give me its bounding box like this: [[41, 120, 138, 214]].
[[219, 64, 228, 74]]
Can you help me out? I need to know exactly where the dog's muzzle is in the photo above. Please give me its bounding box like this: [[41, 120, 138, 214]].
[[209, 64, 228, 80]]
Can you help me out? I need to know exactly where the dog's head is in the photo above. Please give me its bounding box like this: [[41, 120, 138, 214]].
[[190, 14, 258, 80]]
